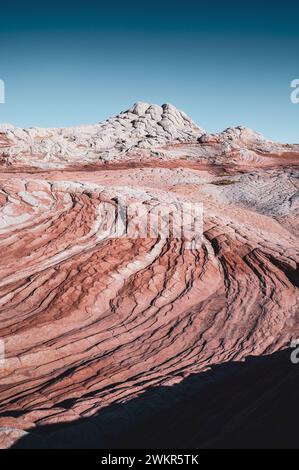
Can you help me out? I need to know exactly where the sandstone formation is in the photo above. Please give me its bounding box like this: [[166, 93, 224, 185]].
[[0, 102, 204, 167], [0, 102, 298, 448]]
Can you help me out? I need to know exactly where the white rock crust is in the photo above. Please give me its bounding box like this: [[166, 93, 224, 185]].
[[0, 102, 204, 167], [0, 103, 298, 169]]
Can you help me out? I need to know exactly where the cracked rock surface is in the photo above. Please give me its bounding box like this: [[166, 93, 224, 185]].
[[0, 103, 298, 448]]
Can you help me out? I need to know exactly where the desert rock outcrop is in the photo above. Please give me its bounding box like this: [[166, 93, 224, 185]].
[[0, 103, 298, 448]]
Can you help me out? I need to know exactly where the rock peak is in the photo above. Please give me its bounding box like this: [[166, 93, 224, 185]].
[[121, 101, 198, 125]]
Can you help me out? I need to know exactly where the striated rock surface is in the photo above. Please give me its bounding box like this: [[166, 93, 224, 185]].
[[0, 103, 298, 448], [1, 101, 298, 169], [0, 102, 204, 167]]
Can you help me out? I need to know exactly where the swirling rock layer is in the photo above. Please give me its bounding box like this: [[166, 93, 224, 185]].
[[0, 104, 298, 447]]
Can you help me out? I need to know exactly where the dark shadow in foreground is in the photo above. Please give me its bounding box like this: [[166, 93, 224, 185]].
[[11, 348, 299, 449]]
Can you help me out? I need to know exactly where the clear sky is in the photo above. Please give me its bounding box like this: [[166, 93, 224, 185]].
[[0, 0, 298, 142]]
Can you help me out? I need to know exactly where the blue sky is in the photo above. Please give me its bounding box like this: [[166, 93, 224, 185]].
[[0, 0, 298, 142]]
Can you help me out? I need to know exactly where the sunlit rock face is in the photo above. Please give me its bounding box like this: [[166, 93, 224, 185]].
[[0, 102, 204, 167], [0, 103, 298, 448]]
